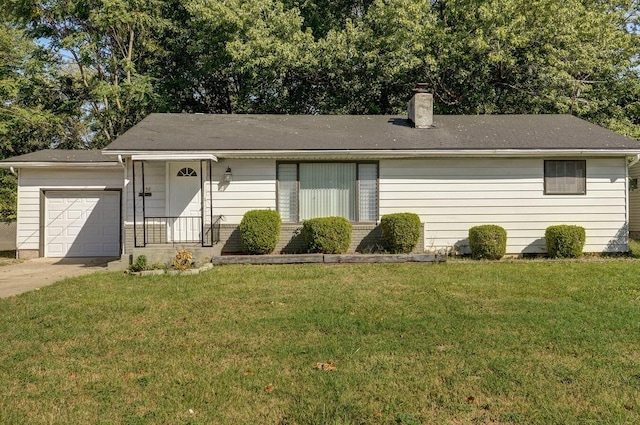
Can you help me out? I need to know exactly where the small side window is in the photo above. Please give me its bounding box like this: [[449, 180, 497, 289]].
[[544, 160, 586, 195]]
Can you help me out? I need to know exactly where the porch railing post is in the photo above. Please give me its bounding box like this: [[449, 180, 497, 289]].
[[132, 160, 138, 248], [141, 161, 146, 247], [209, 159, 214, 246], [200, 160, 205, 247]]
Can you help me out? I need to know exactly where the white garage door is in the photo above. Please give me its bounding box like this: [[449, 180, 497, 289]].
[[45, 191, 120, 257]]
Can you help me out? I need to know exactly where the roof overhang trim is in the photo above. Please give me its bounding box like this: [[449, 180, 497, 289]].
[[124, 153, 218, 161], [0, 162, 120, 169], [104, 149, 640, 159]]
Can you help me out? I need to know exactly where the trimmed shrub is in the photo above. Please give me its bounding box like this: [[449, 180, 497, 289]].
[[468, 225, 507, 260], [545, 225, 585, 258], [239, 209, 281, 254], [129, 255, 147, 272], [302, 217, 352, 254], [379, 213, 421, 253]]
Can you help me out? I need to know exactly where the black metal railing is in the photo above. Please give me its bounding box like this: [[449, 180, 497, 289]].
[[142, 215, 223, 247], [144, 216, 201, 245]]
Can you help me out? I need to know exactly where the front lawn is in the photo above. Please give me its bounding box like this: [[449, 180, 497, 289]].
[[0, 262, 639, 424]]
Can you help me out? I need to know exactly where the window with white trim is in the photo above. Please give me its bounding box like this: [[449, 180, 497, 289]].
[[544, 160, 586, 195], [277, 162, 378, 222]]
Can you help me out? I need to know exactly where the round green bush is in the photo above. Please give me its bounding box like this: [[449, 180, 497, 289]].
[[545, 225, 585, 258], [302, 217, 352, 254], [239, 210, 281, 254], [379, 213, 421, 253], [468, 224, 507, 260]]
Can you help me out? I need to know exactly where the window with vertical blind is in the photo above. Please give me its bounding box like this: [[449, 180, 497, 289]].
[[544, 160, 586, 195], [277, 162, 378, 222]]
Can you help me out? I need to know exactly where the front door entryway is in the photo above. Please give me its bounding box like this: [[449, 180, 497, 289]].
[[168, 162, 201, 242]]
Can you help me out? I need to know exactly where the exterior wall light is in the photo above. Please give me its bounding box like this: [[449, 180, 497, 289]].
[[223, 167, 233, 182]]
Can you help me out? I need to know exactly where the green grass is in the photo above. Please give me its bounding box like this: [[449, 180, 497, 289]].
[[1, 262, 639, 424], [628, 239, 640, 258]]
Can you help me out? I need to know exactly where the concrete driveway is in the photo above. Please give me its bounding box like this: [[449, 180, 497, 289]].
[[0, 257, 114, 298]]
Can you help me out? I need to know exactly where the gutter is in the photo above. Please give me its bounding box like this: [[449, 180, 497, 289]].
[[103, 148, 640, 159], [0, 162, 121, 168], [102, 151, 218, 162]]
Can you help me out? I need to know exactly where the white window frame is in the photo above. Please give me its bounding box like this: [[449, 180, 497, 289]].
[[544, 160, 586, 195], [276, 161, 379, 223]]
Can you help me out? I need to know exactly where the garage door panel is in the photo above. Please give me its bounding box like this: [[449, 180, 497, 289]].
[[47, 243, 64, 255], [48, 226, 63, 237], [45, 191, 120, 257]]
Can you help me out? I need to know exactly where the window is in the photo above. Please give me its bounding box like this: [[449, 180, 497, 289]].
[[177, 167, 197, 177], [544, 160, 586, 195], [277, 162, 378, 222]]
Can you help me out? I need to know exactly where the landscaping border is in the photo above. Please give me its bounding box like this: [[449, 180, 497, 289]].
[[211, 253, 443, 265]]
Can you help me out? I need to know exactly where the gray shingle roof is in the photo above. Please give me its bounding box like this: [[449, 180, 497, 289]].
[[0, 149, 117, 163], [102, 113, 640, 152]]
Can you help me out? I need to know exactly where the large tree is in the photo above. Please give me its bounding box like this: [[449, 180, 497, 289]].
[[0, 21, 88, 220], [3, 0, 640, 137], [4, 0, 166, 148]]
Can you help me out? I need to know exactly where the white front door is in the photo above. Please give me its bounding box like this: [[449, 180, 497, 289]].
[[168, 162, 201, 242]]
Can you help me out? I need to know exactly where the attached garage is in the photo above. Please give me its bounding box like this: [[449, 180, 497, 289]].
[[44, 191, 121, 257], [0, 150, 124, 259]]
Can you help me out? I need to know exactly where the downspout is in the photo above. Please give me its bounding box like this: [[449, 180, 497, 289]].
[[119, 155, 126, 257], [9, 167, 17, 176], [627, 155, 638, 248]]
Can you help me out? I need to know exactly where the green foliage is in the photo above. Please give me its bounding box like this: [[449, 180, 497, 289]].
[[628, 239, 640, 259], [0, 171, 16, 221], [545, 225, 586, 258], [379, 213, 421, 254], [302, 217, 352, 254], [129, 255, 148, 272], [239, 210, 281, 254], [0, 22, 87, 156], [1, 0, 639, 145], [3, 0, 164, 148], [469, 225, 507, 260]]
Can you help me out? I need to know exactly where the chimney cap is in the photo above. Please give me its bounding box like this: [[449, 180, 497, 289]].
[[412, 83, 429, 93]]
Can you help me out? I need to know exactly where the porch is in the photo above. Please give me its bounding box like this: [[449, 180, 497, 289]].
[[128, 157, 223, 251]]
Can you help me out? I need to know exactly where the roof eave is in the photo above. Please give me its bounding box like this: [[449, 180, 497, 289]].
[[0, 161, 120, 169], [103, 148, 640, 159]]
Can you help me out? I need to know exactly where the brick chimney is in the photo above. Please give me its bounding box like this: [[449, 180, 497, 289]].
[[407, 83, 433, 128]]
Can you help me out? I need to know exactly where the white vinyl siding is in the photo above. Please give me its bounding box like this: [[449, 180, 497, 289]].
[[629, 162, 640, 233], [16, 167, 123, 253], [379, 157, 628, 254], [124, 159, 276, 226], [209, 159, 276, 224], [126, 160, 166, 223]]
